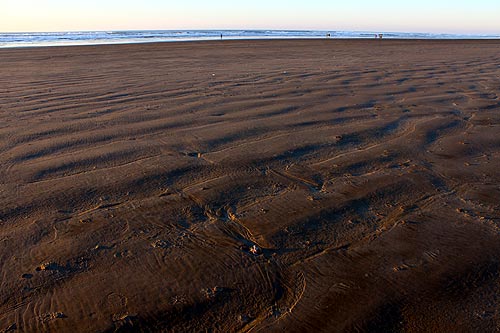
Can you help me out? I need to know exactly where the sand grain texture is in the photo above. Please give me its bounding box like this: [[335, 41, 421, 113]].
[[1, 40, 500, 332]]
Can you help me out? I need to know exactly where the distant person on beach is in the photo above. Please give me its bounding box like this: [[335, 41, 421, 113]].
[[220, 34, 223, 40]]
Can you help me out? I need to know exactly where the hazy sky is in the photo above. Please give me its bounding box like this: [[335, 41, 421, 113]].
[[2, 0, 499, 33]]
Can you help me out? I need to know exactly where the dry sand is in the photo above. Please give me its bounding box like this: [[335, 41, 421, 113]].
[[1, 40, 500, 332]]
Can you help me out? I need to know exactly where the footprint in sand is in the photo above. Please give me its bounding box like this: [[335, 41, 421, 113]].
[[107, 292, 130, 324]]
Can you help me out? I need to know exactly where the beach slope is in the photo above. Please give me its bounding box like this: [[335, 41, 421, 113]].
[[1, 40, 500, 332]]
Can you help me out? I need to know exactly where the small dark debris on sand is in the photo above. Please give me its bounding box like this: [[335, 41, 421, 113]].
[[36, 262, 64, 272]]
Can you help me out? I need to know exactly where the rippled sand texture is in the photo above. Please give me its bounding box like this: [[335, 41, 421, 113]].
[[1, 40, 500, 332]]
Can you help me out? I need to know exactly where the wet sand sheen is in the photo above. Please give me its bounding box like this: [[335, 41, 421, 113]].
[[1, 40, 500, 332]]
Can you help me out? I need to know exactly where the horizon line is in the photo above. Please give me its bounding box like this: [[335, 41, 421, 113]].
[[1, 28, 499, 36]]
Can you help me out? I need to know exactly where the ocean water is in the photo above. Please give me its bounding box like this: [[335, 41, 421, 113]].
[[1, 30, 499, 48]]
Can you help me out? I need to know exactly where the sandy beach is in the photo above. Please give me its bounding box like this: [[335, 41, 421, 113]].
[[1, 39, 500, 332]]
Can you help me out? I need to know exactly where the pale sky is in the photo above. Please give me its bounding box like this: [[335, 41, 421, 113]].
[[2, 0, 499, 34]]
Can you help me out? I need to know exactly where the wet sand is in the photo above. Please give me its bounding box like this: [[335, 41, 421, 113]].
[[1, 40, 500, 332]]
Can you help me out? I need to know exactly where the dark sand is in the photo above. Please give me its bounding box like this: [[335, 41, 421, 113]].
[[1, 40, 500, 332]]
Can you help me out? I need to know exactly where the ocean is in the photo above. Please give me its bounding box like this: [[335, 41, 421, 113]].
[[1, 30, 499, 48]]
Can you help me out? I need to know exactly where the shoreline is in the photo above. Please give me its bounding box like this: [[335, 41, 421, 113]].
[[1, 36, 500, 50], [1, 37, 500, 51]]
